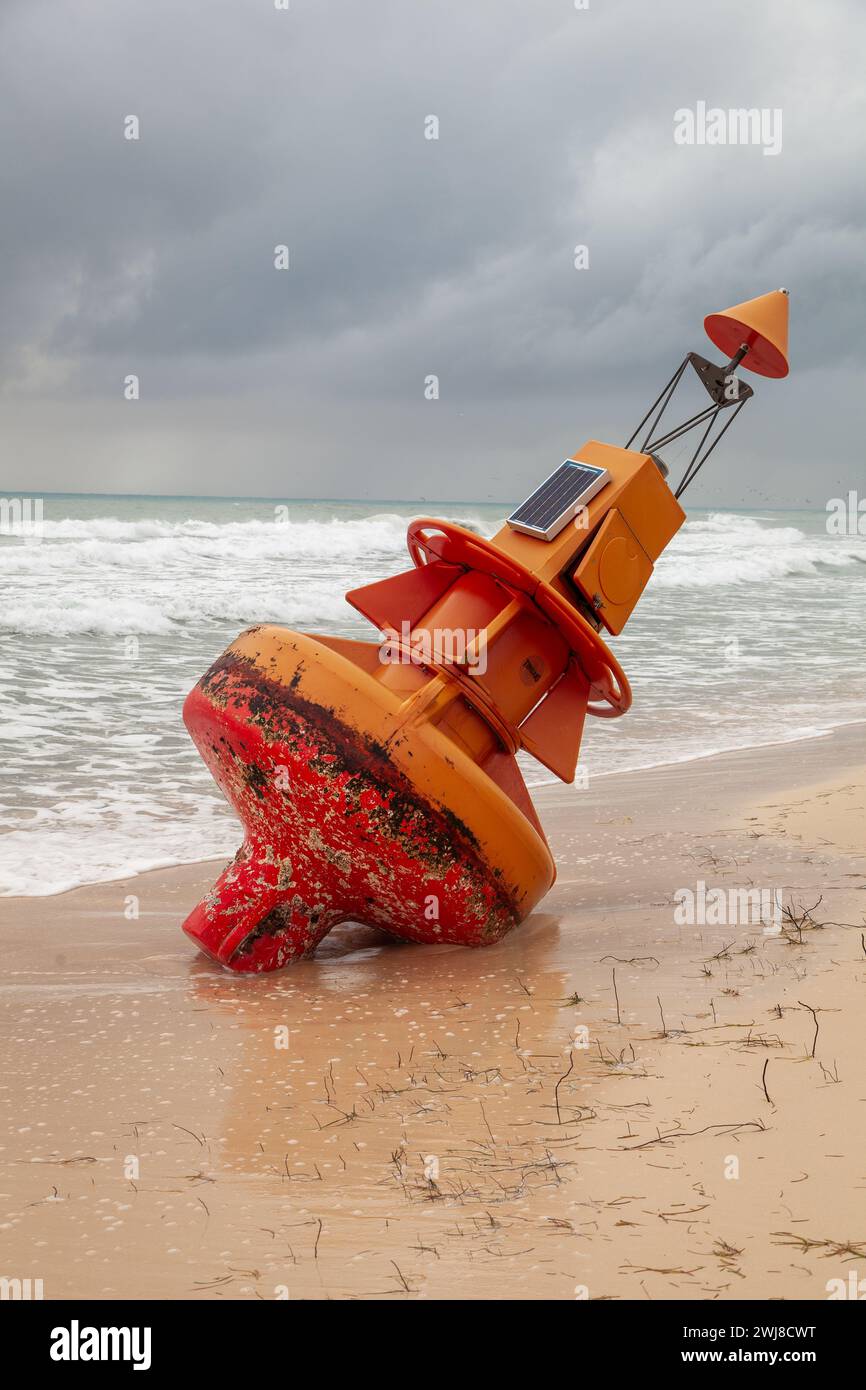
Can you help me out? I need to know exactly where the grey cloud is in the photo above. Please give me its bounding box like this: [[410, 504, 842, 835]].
[[0, 0, 864, 502]]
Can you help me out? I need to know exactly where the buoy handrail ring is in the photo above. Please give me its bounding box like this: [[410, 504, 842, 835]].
[[407, 518, 528, 589], [406, 519, 632, 718]]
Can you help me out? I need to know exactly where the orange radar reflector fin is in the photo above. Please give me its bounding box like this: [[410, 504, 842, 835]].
[[480, 748, 546, 839], [704, 288, 789, 378], [346, 559, 461, 632], [307, 633, 387, 676], [518, 659, 590, 782]]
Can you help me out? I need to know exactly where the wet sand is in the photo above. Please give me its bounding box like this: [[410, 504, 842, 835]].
[[1, 723, 864, 1301]]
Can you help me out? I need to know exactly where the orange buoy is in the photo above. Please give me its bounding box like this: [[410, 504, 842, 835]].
[[181, 293, 789, 971]]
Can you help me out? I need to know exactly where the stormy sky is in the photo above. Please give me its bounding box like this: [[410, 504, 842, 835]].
[[1, 0, 864, 504]]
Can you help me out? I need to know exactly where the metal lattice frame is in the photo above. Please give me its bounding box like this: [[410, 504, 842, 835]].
[[626, 351, 753, 499]]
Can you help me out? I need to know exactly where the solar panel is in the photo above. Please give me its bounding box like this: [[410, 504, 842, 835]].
[[506, 460, 610, 541]]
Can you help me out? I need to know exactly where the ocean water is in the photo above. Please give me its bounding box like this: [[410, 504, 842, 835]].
[[1, 495, 864, 896]]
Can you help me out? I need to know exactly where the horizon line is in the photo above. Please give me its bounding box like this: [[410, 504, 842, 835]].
[[0, 490, 825, 511]]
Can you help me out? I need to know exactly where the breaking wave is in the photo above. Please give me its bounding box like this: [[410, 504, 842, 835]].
[[1, 499, 864, 894]]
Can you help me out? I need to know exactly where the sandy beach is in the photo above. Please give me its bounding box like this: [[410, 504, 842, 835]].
[[1, 723, 863, 1302]]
